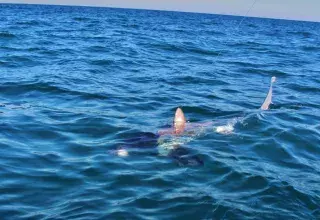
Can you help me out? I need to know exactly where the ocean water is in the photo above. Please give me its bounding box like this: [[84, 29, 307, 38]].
[[1, 3, 320, 219]]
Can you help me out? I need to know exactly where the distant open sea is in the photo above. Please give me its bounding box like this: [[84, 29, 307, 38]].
[[0, 3, 319, 219]]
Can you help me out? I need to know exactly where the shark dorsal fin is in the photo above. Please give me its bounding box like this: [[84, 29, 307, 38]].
[[173, 108, 186, 135]]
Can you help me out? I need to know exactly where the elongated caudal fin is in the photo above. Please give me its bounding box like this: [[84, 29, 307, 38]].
[[260, 76, 276, 110], [174, 108, 186, 135]]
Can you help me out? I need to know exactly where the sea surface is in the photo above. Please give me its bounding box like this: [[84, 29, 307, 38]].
[[0, 3, 320, 219]]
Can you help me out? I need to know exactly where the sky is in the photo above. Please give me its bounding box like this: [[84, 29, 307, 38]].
[[1, 0, 320, 22]]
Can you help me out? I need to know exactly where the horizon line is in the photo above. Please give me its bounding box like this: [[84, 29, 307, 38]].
[[1, 2, 320, 23]]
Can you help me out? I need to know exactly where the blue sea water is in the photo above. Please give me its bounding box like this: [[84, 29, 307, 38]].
[[0, 3, 320, 219]]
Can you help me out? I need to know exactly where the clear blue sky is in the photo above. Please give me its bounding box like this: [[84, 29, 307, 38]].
[[1, 0, 320, 22]]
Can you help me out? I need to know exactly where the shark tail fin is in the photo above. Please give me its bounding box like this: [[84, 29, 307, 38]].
[[261, 76, 276, 110]]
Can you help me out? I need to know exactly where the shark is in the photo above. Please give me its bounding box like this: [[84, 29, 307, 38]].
[[116, 76, 277, 165]]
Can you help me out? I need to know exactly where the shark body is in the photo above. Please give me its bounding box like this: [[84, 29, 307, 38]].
[[116, 108, 204, 166], [116, 76, 277, 164]]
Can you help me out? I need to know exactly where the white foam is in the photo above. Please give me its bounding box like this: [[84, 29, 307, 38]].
[[117, 149, 129, 157], [157, 136, 193, 156], [215, 124, 234, 134]]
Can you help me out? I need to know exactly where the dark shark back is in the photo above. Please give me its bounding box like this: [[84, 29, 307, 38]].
[[118, 131, 204, 166]]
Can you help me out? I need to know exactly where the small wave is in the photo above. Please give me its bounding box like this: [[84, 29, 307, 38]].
[[0, 55, 35, 67], [5, 55, 35, 67], [229, 41, 270, 49], [89, 59, 115, 66], [247, 23, 258, 28], [301, 46, 319, 52], [222, 60, 264, 68], [0, 81, 108, 100], [0, 102, 30, 110], [16, 20, 40, 26], [201, 18, 219, 26], [288, 31, 312, 38], [0, 46, 20, 51], [26, 47, 60, 56], [151, 42, 219, 56], [122, 23, 140, 29], [0, 32, 15, 38], [0, 60, 9, 67], [254, 182, 319, 218], [271, 103, 304, 110], [39, 49, 61, 56], [241, 68, 288, 77], [220, 88, 241, 94], [172, 28, 190, 33], [166, 75, 228, 86], [26, 47, 42, 52], [287, 83, 320, 93], [73, 17, 90, 22], [85, 45, 109, 53], [151, 42, 185, 53], [252, 139, 297, 167], [8, 55, 32, 62], [188, 46, 219, 56]]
